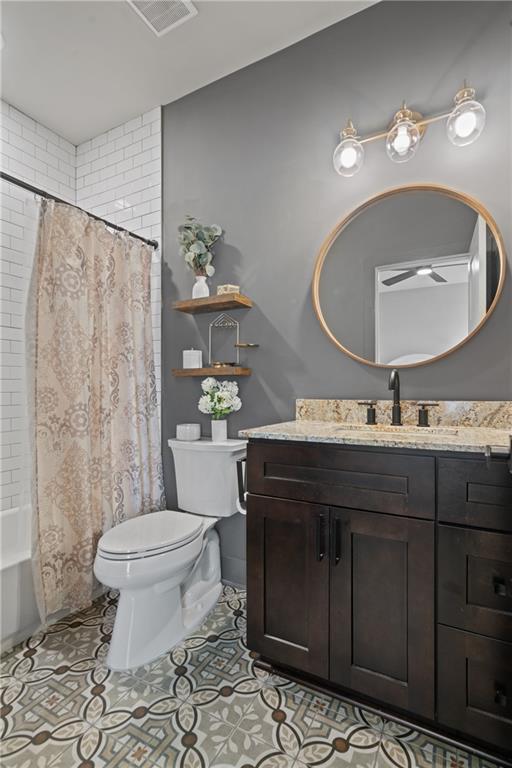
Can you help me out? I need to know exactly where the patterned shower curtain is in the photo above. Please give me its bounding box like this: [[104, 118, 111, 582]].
[[28, 200, 165, 622]]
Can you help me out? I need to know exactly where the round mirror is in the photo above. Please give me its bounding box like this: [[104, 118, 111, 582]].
[[312, 185, 506, 368]]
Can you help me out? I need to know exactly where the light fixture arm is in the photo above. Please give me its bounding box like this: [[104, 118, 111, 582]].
[[358, 109, 451, 145]]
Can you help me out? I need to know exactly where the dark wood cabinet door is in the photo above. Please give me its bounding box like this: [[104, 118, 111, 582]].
[[438, 625, 512, 754], [438, 525, 512, 642], [330, 508, 435, 719], [246, 494, 329, 678]]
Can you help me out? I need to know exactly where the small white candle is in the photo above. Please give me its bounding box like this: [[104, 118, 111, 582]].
[[183, 348, 203, 369]]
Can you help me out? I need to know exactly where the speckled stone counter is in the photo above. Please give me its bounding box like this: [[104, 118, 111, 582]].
[[240, 399, 512, 454], [296, 399, 512, 429]]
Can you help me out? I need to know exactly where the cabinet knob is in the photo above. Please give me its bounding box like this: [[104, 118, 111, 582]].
[[493, 576, 508, 597], [494, 685, 507, 708]]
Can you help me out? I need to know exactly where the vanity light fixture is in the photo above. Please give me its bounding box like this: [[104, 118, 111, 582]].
[[333, 82, 485, 175], [333, 120, 365, 176], [446, 84, 486, 146], [385, 104, 421, 163]]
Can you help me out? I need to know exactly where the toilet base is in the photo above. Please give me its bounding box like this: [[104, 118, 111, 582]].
[[105, 527, 222, 671]]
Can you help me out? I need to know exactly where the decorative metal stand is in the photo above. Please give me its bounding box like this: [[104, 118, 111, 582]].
[[209, 313, 240, 366], [208, 313, 259, 367]]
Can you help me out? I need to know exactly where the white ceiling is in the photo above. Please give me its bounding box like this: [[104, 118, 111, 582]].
[[0, 0, 375, 145]]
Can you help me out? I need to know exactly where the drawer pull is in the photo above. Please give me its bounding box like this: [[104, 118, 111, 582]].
[[494, 685, 507, 708], [315, 515, 326, 562], [493, 576, 507, 597], [331, 518, 342, 565]]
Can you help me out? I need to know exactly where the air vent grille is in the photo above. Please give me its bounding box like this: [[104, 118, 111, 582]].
[[128, 0, 197, 36]]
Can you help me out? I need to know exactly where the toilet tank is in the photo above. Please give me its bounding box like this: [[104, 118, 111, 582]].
[[168, 439, 247, 517]]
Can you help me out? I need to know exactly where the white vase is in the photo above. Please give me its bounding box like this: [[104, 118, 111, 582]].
[[192, 275, 209, 299], [211, 419, 227, 442]]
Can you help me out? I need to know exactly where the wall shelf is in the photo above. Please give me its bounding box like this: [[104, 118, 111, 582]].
[[172, 292, 253, 314], [172, 366, 251, 378]]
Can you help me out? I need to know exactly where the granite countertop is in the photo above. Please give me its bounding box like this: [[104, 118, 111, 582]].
[[239, 420, 512, 455]]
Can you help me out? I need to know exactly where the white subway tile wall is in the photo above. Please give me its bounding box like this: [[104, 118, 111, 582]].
[[0, 101, 76, 513], [0, 102, 162, 515], [76, 106, 162, 408], [0, 101, 76, 204]]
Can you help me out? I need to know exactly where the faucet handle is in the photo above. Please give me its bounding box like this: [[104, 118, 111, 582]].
[[417, 402, 439, 427], [358, 400, 377, 425]]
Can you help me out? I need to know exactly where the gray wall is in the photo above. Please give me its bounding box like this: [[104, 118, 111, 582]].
[[162, 1, 512, 584]]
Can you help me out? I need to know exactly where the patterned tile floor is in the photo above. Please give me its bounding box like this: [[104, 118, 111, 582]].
[[0, 586, 505, 768]]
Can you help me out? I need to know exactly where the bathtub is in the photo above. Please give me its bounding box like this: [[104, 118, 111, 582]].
[[0, 505, 39, 651]]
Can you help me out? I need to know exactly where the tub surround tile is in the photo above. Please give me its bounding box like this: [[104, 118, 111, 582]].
[[296, 399, 512, 430], [1, 585, 504, 768]]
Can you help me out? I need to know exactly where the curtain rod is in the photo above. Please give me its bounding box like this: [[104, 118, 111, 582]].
[[0, 171, 159, 250]]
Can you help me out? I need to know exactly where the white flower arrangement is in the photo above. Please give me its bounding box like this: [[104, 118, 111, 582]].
[[198, 377, 242, 420]]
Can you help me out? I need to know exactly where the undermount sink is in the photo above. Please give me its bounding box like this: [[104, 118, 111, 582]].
[[333, 423, 461, 437]]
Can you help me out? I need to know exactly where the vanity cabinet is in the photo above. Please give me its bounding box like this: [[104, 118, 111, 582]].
[[246, 495, 435, 712], [246, 440, 512, 756]]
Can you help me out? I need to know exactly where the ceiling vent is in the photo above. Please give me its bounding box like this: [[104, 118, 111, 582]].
[[127, 0, 197, 37]]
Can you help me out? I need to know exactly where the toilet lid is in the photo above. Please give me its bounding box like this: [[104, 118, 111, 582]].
[[98, 510, 204, 557]]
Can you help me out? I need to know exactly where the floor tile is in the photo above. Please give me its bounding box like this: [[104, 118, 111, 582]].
[[2, 586, 503, 768], [212, 726, 296, 768], [94, 679, 234, 767], [0, 695, 89, 768], [270, 679, 385, 735], [57, 664, 142, 725], [298, 707, 382, 768], [379, 720, 458, 768], [237, 685, 314, 758], [218, 584, 247, 604], [48, 725, 162, 767]]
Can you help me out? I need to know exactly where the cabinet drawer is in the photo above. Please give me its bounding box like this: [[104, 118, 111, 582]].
[[438, 625, 512, 753], [438, 457, 512, 532], [247, 442, 435, 519], [438, 526, 512, 642]]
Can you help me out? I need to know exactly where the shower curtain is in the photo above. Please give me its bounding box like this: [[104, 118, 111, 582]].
[[29, 200, 165, 622]]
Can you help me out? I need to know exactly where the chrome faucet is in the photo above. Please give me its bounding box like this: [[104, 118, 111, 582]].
[[388, 368, 402, 426]]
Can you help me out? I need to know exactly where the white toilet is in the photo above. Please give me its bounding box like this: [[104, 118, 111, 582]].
[[93, 438, 247, 670]]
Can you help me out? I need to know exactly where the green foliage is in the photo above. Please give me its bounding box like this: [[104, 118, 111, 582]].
[[177, 215, 223, 276]]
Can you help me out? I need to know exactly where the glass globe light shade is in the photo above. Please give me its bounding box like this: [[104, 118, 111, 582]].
[[447, 95, 486, 147], [386, 118, 420, 163], [333, 136, 364, 177]]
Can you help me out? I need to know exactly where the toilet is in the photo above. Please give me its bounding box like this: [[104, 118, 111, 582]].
[[93, 438, 247, 670]]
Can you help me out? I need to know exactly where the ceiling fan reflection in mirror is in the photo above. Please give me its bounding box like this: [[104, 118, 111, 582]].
[[381, 261, 468, 287]]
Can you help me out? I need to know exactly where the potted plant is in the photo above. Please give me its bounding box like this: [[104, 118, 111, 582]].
[[198, 377, 242, 442], [178, 215, 223, 298]]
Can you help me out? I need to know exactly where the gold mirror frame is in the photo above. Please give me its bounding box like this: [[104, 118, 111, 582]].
[[312, 183, 507, 368]]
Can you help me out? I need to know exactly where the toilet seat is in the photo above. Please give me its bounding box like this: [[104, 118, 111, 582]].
[[97, 509, 204, 561]]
